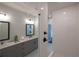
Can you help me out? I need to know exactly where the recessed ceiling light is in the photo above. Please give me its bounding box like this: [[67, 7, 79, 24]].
[[41, 8, 44, 10], [63, 12, 66, 14]]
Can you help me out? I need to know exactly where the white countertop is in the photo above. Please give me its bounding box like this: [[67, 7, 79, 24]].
[[0, 37, 38, 50]]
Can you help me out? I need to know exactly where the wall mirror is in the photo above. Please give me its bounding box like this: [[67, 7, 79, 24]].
[[0, 21, 10, 41], [26, 24, 34, 36]]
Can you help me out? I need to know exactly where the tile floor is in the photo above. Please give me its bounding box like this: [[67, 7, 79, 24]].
[[26, 43, 53, 57], [26, 49, 64, 57]]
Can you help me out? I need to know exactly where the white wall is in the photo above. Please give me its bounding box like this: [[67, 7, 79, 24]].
[[52, 5, 78, 57], [0, 3, 39, 43], [77, 4, 79, 57], [39, 3, 49, 57]]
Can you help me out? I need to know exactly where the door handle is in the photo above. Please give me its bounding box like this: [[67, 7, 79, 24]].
[[43, 37, 47, 42]]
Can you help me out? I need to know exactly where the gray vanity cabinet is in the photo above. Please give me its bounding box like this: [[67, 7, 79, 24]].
[[23, 41, 33, 56], [0, 38, 38, 57], [23, 38, 38, 56], [33, 38, 38, 49], [1, 43, 23, 57], [0, 50, 2, 57]]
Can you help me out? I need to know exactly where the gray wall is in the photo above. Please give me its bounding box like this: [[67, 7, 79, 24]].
[[0, 3, 38, 43], [52, 5, 78, 57]]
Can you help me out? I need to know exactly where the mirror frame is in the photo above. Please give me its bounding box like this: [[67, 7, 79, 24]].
[[0, 21, 10, 41], [26, 24, 34, 36]]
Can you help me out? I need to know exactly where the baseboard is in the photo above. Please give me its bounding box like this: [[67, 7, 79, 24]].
[[48, 51, 55, 57]]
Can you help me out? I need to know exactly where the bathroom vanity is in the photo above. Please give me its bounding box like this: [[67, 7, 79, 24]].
[[0, 38, 38, 57]]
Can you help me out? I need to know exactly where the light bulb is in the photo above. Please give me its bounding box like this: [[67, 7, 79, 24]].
[[41, 8, 44, 10], [63, 12, 66, 15], [25, 18, 34, 24], [0, 14, 10, 21]]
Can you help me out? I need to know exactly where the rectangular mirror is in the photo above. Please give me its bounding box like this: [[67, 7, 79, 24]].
[[26, 24, 34, 36], [0, 21, 10, 41]]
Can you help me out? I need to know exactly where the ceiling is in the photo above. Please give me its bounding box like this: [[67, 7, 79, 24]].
[[48, 2, 79, 14], [23, 2, 79, 11], [48, 2, 78, 10], [1, 2, 79, 16]]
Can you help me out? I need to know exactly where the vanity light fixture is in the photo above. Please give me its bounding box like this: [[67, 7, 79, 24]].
[[0, 12, 10, 21], [29, 19, 31, 21], [25, 18, 34, 24]]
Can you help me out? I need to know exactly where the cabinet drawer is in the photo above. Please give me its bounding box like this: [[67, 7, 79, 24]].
[[0, 50, 2, 57], [23, 40, 34, 56], [33, 39, 38, 49], [23, 39, 38, 56], [2, 43, 23, 57]]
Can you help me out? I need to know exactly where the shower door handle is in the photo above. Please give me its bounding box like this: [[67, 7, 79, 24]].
[[43, 37, 47, 42]]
